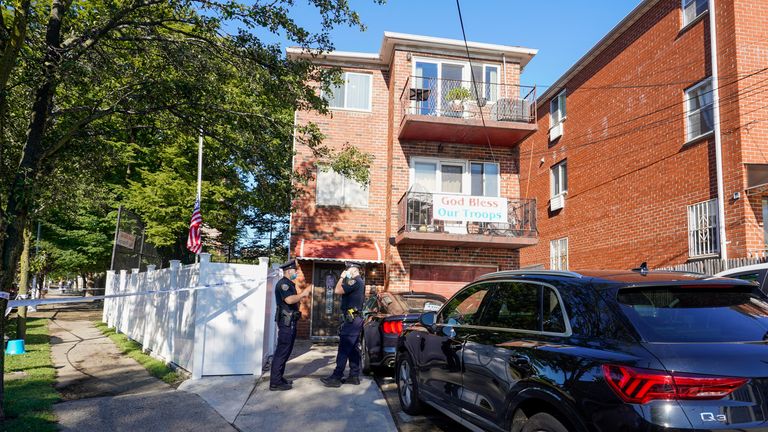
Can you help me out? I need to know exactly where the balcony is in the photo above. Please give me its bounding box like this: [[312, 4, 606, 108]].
[[399, 76, 537, 145], [396, 191, 538, 249]]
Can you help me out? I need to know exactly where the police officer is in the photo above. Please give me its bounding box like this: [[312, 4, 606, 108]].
[[321, 262, 366, 387], [270, 260, 311, 391]]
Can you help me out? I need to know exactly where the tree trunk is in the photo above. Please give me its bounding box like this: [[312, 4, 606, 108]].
[[0, 0, 69, 420], [16, 222, 32, 340]]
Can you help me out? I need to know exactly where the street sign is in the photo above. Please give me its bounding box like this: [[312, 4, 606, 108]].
[[116, 231, 136, 249]]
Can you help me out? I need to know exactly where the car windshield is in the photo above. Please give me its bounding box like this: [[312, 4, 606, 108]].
[[617, 285, 768, 343], [385, 294, 444, 315]]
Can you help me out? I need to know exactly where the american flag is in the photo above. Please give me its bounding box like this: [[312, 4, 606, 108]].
[[186, 198, 202, 254]]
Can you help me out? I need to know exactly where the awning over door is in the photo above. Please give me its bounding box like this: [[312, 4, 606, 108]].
[[295, 239, 383, 263], [746, 164, 768, 196]]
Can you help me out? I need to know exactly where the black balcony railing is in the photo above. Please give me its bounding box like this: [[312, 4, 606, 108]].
[[397, 191, 537, 238], [400, 76, 537, 124]]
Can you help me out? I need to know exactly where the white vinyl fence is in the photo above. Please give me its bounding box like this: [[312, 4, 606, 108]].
[[102, 253, 281, 379]]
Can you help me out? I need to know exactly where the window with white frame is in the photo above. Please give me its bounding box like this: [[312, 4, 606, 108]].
[[471, 64, 500, 102], [685, 78, 714, 141], [316, 166, 369, 207], [324, 72, 372, 111], [551, 160, 568, 198], [412, 58, 501, 115], [687, 199, 719, 257], [682, 0, 708, 27], [550, 90, 567, 136], [410, 157, 500, 196], [550, 238, 569, 271]]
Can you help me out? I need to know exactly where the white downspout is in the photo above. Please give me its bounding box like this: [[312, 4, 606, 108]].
[[709, 0, 728, 263], [502, 53, 508, 98]]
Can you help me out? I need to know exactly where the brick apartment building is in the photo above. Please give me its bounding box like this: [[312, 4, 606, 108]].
[[519, 0, 768, 271], [287, 33, 540, 339]]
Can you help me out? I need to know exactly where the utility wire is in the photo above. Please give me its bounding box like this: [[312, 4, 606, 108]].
[[517, 67, 768, 161], [455, 0, 497, 164]]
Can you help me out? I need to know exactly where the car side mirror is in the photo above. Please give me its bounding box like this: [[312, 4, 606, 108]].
[[419, 311, 437, 332]]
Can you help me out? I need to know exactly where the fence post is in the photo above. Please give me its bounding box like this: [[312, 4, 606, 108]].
[[141, 265, 157, 351], [166, 260, 181, 365], [103, 270, 115, 326], [191, 253, 211, 379], [115, 269, 128, 333], [253, 257, 269, 376]]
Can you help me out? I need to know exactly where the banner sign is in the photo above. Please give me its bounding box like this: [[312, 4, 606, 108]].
[[116, 231, 137, 249], [433, 194, 508, 224]]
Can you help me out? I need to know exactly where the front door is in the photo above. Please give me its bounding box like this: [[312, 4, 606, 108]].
[[311, 263, 345, 339]]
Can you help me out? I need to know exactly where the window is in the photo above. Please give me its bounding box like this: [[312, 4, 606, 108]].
[[550, 90, 567, 131], [479, 282, 567, 333], [550, 238, 568, 271], [316, 166, 369, 207], [471, 64, 500, 102], [682, 0, 708, 27], [413, 58, 501, 115], [324, 72, 372, 111], [470, 162, 500, 197], [688, 199, 719, 257], [685, 78, 714, 141], [617, 285, 768, 343], [410, 157, 499, 196], [440, 283, 493, 326], [550, 160, 567, 197]]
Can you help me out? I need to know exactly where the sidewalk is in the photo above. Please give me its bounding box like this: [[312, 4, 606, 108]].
[[237, 341, 396, 432], [42, 303, 237, 432], [181, 340, 398, 432]]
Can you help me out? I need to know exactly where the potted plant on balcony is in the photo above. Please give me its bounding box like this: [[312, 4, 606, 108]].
[[445, 86, 472, 115]]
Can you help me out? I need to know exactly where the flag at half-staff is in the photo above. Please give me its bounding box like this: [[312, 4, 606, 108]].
[[186, 198, 202, 254]]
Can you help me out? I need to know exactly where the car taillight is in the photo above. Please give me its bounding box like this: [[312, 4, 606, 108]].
[[382, 321, 403, 334], [602, 364, 748, 404]]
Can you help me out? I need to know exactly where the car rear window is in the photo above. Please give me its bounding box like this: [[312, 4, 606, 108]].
[[397, 295, 444, 314], [617, 285, 768, 343]]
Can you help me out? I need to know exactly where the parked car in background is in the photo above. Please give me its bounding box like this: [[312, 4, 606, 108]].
[[362, 291, 445, 374], [396, 269, 768, 432], [716, 262, 768, 291]]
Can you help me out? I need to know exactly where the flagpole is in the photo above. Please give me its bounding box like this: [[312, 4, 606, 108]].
[[196, 130, 203, 263], [197, 131, 203, 202]]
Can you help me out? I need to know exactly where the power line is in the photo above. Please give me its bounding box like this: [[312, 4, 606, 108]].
[[455, 0, 497, 164], [517, 68, 768, 161]]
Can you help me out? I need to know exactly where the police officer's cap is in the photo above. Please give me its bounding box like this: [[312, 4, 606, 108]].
[[344, 261, 363, 270], [280, 260, 297, 270]]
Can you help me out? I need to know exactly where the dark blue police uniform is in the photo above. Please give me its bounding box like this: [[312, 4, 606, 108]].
[[270, 273, 299, 388], [329, 274, 365, 380]]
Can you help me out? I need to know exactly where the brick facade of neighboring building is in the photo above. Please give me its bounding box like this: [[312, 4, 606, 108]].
[[519, 0, 768, 271], [288, 33, 538, 338]]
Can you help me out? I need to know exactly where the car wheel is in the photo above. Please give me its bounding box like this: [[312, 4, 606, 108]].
[[361, 335, 372, 375], [396, 353, 422, 415], [521, 412, 569, 432]]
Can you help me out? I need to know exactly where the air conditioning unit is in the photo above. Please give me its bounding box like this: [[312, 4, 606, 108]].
[[550, 194, 565, 211], [549, 122, 563, 142]]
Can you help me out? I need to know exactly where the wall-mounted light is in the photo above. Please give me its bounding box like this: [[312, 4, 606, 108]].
[[406, 52, 412, 61]]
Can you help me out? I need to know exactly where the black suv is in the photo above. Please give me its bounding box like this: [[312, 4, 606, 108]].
[[395, 269, 768, 432]]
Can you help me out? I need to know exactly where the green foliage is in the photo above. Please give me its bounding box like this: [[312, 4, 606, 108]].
[[446, 86, 472, 102], [0, 0, 382, 272], [3, 317, 59, 432], [93, 321, 182, 385]]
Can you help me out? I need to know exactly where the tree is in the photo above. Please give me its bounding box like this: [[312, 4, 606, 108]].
[[0, 0, 382, 418]]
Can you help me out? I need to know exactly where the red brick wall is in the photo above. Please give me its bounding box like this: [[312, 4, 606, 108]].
[[386, 48, 524, 293], [519, 0, 766, 270], [291, 43, 531, 332]]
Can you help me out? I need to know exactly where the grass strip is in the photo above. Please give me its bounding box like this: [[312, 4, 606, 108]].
[[3, 317, 59, 432], [92, 321, 183, 385]]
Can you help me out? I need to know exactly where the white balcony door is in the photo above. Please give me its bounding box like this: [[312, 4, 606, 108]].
[[414, 60, 468, 116]]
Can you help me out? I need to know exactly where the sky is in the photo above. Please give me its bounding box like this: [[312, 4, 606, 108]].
[[270, 0, 643, 90]]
